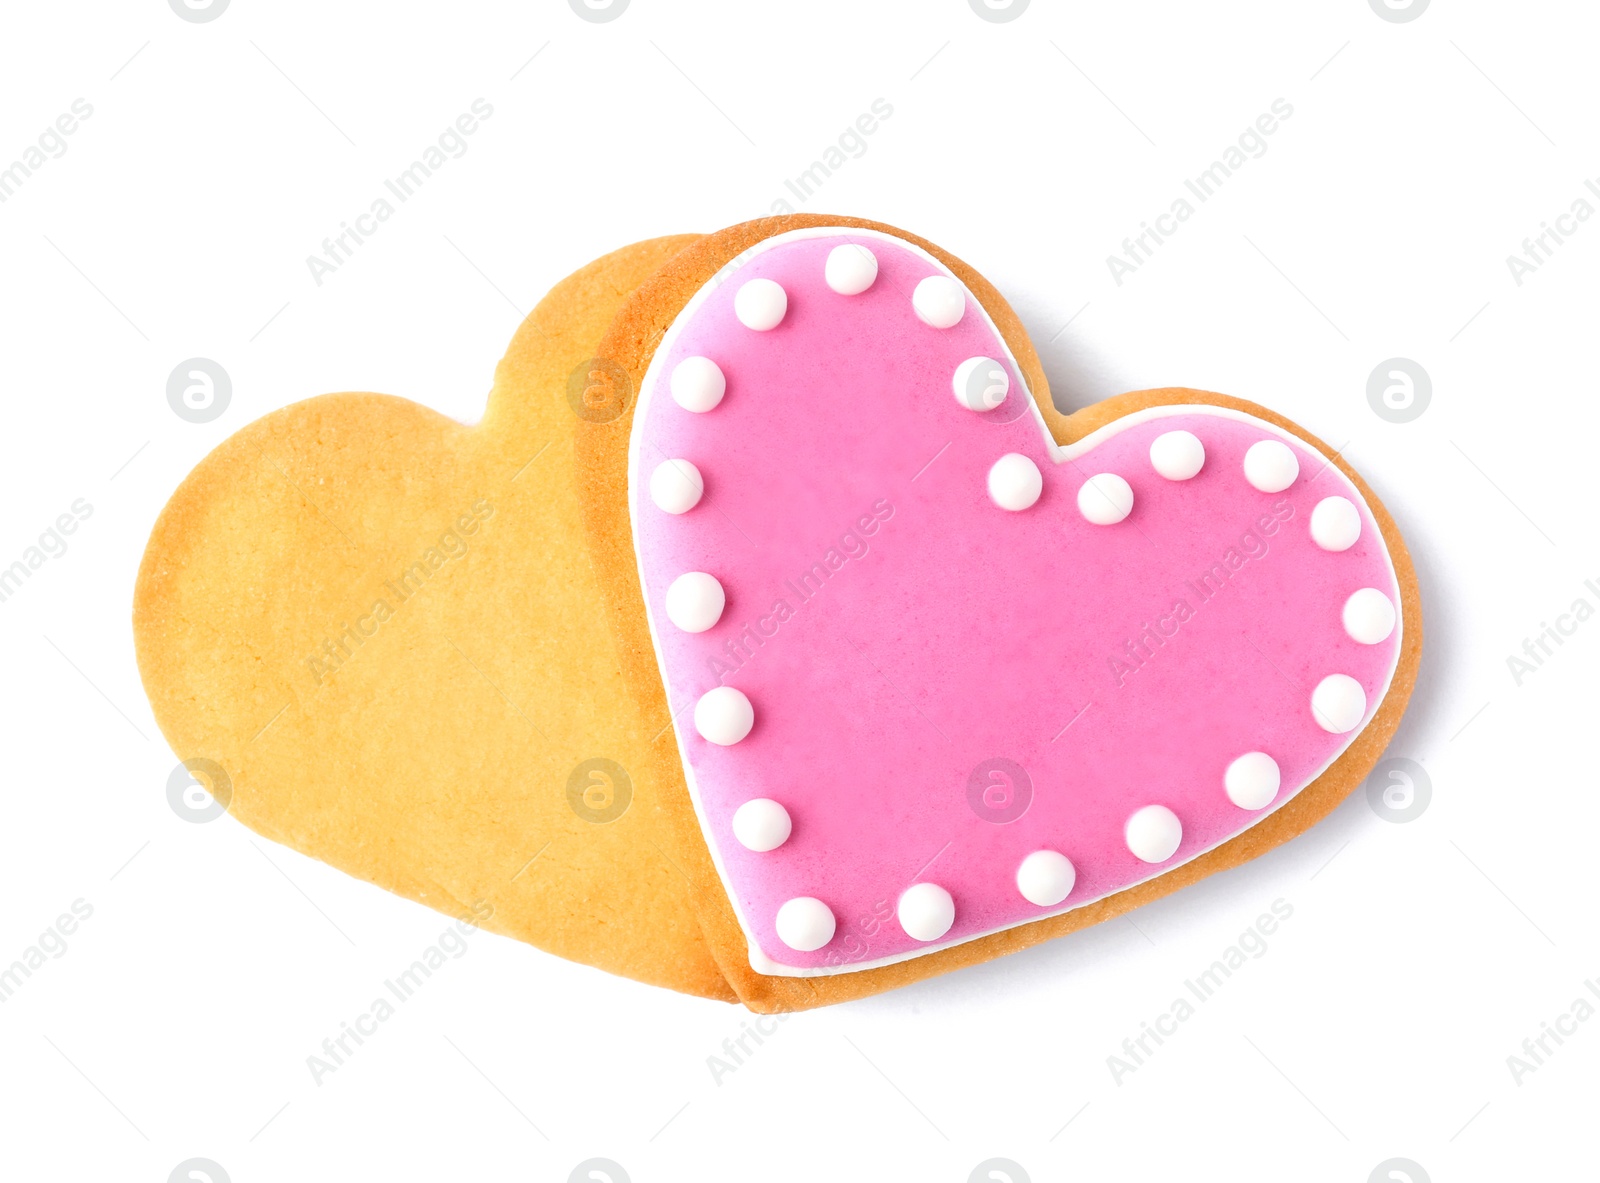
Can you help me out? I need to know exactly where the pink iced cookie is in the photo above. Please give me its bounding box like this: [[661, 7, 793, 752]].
[[629, 228, 1403, 975]]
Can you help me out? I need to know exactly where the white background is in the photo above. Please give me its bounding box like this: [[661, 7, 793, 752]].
[[1, 1, 1595, 1180]]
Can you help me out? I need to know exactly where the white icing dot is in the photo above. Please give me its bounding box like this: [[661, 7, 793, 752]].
[[988, 453, 1043, 511], [1243, 439, 1300, 493], [1310, 496, 1362, 551], [952, 356, 1010, 412], [824, 243, 878, 295], [1224, 751, 1281, 810], [775, 897, 835, 951], [1150, 430, 1205, 481], [1125, 805, 1183, 864], [649, 459, 704, 514], [734, 277, 787, 331], [912, 275, 966, 329], [1311, 674, 1367, 734], [694, 685, 754, 746], [1343, 587, 1397, 645], [897, 882, 955, 942], [1077, 473, 1134, 525], [664, 571, 725, 633], [1016, 850, 1076, 907], [732, 798, 792, 852], [669, 356, 726, 413]]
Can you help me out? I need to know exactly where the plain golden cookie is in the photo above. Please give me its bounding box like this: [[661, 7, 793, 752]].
[[135, 235, 735, 1000]]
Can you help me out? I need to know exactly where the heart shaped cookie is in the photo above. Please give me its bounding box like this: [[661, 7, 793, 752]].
[[581, 216, 1421, 1010], [134, 235, 735, 1000]]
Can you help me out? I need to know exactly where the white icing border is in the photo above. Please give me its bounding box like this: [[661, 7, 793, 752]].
[[627, 227, 1405, 977]]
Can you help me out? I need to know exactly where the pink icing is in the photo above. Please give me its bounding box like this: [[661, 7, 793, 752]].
[[631, 231, 1402, 974]]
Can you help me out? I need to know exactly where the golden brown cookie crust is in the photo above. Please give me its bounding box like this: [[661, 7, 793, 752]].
[[580, 215, 1422, 1012], [134, 235, 737, 1001]]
